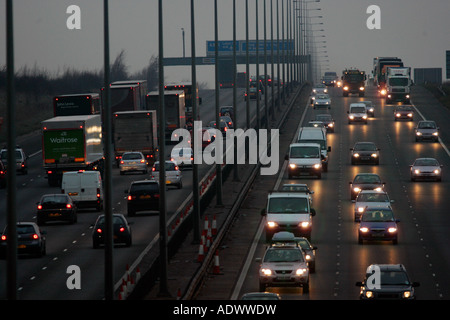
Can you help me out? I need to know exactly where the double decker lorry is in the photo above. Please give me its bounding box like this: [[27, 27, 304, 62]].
[[53, 93, 101, 117], [341, 69, 366, 97], [146, 90, 186, 142], [41, 115, 104, 187], [385, 67, 412, 104], [113, 110, 158, 165]]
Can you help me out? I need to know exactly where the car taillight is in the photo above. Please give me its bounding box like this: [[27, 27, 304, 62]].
[[140, 159, 145, 163], [37, 204, 42, 210], [66, 204, 72, 209], [1, 235, 6, 241], [32, 234, 39, 240], [96, 228, 102, 233], [119, 227, 125, 232], [152, 167, 156, 171], [97, 188, 101, 198], [120, 160, 124, 164]]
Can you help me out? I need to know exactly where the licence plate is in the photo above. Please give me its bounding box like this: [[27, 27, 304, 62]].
[[18, 244, 26, 249], [69, 192, 78, 196], [166, 180, 172, 184], [139, 195, 151, 199], [49, 213, 62, 217], [372, 233, 385, 237]]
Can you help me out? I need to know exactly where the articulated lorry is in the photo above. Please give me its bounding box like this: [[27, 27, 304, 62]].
[[385, 67, 412, 104], [41, 115, 104, 186], [113, 110, 158, 165], [341, 69, 366, 97], [53, 93, 101, 117], [373, 57, 403, 95], [146, 90, 186, 141]]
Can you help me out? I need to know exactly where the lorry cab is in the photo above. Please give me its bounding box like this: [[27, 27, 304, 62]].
[[61, 170, 103, 211], [261, 191, 316, 241], [297, 127, 331, 172]]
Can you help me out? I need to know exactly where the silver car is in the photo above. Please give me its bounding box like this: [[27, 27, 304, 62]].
[[353, 190, 394, 222], [151, 160, 183, 188], [170, 147, 193, 170], [410, 157, 442, 182], [313, 93, 331, 109], [119, 152, 148, 175], [415, 120, 439, 142], [0, 147, 28, 174], [259, 244, 310, 293]]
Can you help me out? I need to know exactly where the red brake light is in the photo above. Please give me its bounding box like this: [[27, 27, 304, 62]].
[[119, 227, 125, 232], [32, 234, 39, 240], [1, 235, 6, 241], [66, 204, 72, 209], [96, 228, 102, 234], [37, 205, 43, 210]]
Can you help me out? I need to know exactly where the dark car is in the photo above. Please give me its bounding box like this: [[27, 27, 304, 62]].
[[415, 120, 439, 142], [0, 222, 46, 258], [356, 264, 419, 299], [394, 105, 414, 121], [36, 194, 77, 225], [349, 173, 385, 200], [208, 119, 229, 136], [126, 180, 160, 216], [350, 142, 380, 165], [358, 208, 399, 244], [92, 213, 132, 248], [0, 160, 6, 188], [220, 115, 234, 129], [219, 106, 234, 119], [314, 114, 335, 133]]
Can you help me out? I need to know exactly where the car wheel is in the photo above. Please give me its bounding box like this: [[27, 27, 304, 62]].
[[303, 281, 310, 294]]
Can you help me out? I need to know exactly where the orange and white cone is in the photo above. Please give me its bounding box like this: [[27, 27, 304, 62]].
[[197, 239, 205, 262], [213, 250, 221, 274], [212, 215, 217, 236]]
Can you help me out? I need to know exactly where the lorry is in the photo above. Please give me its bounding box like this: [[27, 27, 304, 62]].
[[385, 67, 411, 104], [218, 58, 235, 88], [113, 110, 158, 165], [164, 82, 202, 124], [109, 80, 148, 110], [146, 90, 186, 141], [341, 69, 366, 97], [53, 93, 101, 117], [373, 57, 403, 95], [100, 83, 142, 118], [41, 115, 104, 187]]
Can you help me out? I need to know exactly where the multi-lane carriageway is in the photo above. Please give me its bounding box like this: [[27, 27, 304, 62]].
[[1, 82, 450, 301], [167, 84, 450, 301]]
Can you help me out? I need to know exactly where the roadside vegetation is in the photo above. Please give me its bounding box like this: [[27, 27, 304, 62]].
[[422, 81, 450, 110]]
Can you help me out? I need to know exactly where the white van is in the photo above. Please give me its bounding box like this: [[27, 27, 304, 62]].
[[286, 143, 323, 179], [61, 170, 103, 211], [297, 127, 331, 171]]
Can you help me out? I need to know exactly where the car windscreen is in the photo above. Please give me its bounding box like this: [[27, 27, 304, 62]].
[[290, 146, 320, 158], [361, 210, 395, 222], [263, 248, 305, 263], [268, 197, 309, 213], [154, 162, 177, 171], [414, 159, 439, 166], [356, 193, 389, 202], [373, 271, 410, 286], [41, 195, 69, 204], [96, 215, 125, 226], [350, 107, 366, 113], [122, 153, 143, 160], [130, 183, 159, 193], [354, 143, 377, 151], [354, 175, 381, 184], [418, 122, 436, 129]]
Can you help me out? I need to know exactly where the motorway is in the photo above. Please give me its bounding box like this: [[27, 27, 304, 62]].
[[195, 84, 450, 300], [0, 84, 279, 300]]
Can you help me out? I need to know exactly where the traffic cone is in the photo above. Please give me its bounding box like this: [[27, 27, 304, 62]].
[[177, 288, 182, 300], [197, 239, 205, 262], [135, 267, 141, 283], [213, 250, 221, 274], [212, 215, 217, 236]]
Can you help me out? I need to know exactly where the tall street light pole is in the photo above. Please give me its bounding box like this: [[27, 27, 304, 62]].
[[214, 0, 223, 206]]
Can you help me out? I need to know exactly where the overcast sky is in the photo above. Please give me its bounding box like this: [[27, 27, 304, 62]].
[[0, 0, 449, 88]]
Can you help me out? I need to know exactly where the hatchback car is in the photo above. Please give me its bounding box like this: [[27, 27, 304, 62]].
[[350, 142, 380, 165], [358, 208, 399, 244], [92, 213, 132, 248], [314, 114, 335, 133], [151, 160, 183, 189], [349, 173, 385, 200], [126, 179, 160, 216], [361, 101, 375, 117], [0, 146, 28, 174], [170, 147, 193, 170], [415, 120, 439, 142], [220, 115, 234, 129], [353, 190, 394, 222], [259, 244, 309, 293], [219, 106, 234, 119], [245, 87, 262, 100], [208, 120, 229, 136], [313, 93, 331, 109], [0, 222, 46, 258], [394, 105, 414, 121], [36, 194, 77, 225], [356, 264, 420, 300], [347, 103, 368, 124], [119, 151, 148, 175], [410, 157, 442, 182]]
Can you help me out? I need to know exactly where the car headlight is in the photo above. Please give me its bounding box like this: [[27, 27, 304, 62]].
[[433, 132, 438, 136], [387, 94, 392, 98], [396, 113, 401, 117], [414, 169, 420, 174], [408, 113, 413, 117], [344, 86, 349, 91], [403, 291, 412, 299], [416, 132, 422, 136], [357, 207, 365, 213], [388, 227, 397, 233], [313, 163, 321, 169], [434, 169, 440, 174], [353, 153, 360, 158], [371, 153, 378, 158], [360, 87, 365, 91], [328, 123, 334, 127], [374, 187, 383, 192], [305, 254, 311, 260], [300, 221, 310, 228], [289, 163, 297, 169], [261, 268, 272, 276], [365, 291, 374, 299], [353, 187, 361, 192], [360, 227, 369, 233], [296, 268, 307, 275], [381, 89, 387, 95], [349, 115, 355, 119], [267, 221, 278, 228], [406, 95, 410, 99], [363, 115, 367, 119], [369, 108, 374, 112]]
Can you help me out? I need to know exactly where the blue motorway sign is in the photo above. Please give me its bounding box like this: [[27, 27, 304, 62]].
[[206, 40, 294, 57]]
